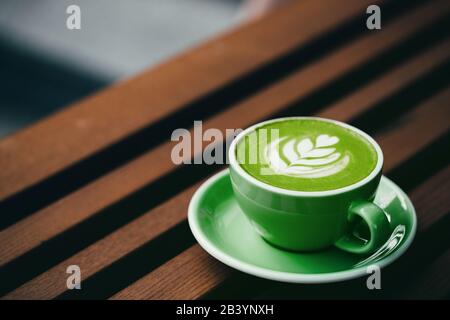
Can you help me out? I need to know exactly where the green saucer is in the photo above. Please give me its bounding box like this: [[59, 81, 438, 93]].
[[188, 169, 416, 283]]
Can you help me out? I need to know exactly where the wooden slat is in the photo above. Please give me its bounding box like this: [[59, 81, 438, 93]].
[[1, 0, 447, 270], [413, 166, 450, 232], [6, 73, 450, 299], [0, 0, 378, 200], [112, 245, 230, 300], [111, 88, 450, 300]]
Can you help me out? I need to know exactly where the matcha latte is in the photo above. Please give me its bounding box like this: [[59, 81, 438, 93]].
[[236, 118, 378, 191]]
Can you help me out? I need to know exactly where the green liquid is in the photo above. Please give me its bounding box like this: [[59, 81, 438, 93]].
[[236, 119, 378, 191]]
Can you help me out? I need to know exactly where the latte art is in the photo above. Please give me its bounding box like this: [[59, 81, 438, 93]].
[[236, 118, 378, 191], [265, 135, 349, 178]]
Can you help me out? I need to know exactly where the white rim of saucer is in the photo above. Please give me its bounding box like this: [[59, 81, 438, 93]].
[[188, 169, 417, 283], [228, 116, 384, 197]]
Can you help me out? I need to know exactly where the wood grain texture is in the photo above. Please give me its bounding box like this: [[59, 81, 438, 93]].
[[112, 246, 231, 300], [412, 166, 450, 232], [1, 1, 446, 269], [110, 88, 450, 300], [0, 0, 378, 200], [377, 88, 450, 171]]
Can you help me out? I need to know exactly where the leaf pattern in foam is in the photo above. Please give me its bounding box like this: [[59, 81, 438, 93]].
[[282, 139, 298, 163], [264, 134, 349, 178], [296, 138, 313, 157], [303, 148, 336, 158], [291, 153, 340, 166], [316, 134, 339, 147]]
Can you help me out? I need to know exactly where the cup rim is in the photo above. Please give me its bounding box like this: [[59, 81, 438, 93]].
[[228, 116, 384, 197]]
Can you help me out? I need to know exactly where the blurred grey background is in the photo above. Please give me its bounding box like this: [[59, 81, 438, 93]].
[[0, 0, 243, 137]]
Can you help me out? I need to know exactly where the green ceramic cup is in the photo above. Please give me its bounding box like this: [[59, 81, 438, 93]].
[[228, 117, 390, 254]]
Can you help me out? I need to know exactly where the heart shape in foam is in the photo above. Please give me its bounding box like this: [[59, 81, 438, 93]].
[[316, 134, 339, 148]]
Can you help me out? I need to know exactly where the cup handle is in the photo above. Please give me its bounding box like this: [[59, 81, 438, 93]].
[[335, 200, 391, 254]]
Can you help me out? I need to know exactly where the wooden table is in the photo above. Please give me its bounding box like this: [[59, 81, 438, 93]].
[[1, 0, 449, 300]]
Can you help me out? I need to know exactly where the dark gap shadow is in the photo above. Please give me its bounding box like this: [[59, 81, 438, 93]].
[[57, 221, 195, 300], [0, 4, 447, 297], [0, 0, 427, 229]]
